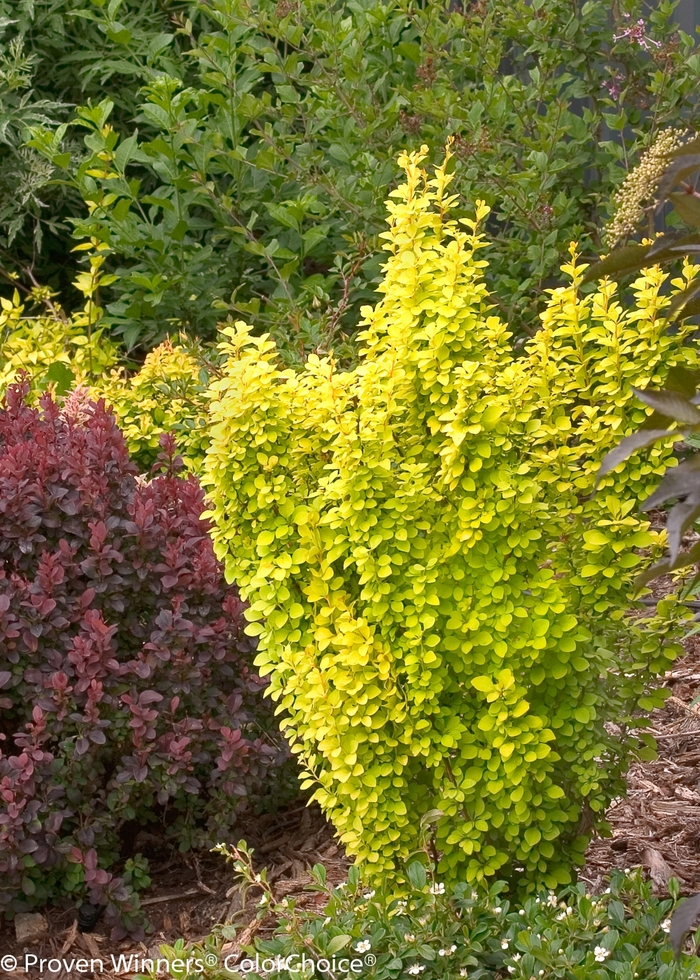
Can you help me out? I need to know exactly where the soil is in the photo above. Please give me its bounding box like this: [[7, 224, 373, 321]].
[[6, 602, 700, 978]]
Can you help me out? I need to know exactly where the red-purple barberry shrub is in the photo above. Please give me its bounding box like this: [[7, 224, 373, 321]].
[[0, 380, 282, 936]]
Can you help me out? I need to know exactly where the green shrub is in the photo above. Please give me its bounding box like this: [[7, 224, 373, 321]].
[[29, 0, 700, 353], [0, 0, 189, 279], [95, 339, 211, 471], [202, 146, 693, 891], [0, 284, 117, 396], [135, 856, 700, 980], [0, 22, 66, 257], [0, 254, 210, 472]]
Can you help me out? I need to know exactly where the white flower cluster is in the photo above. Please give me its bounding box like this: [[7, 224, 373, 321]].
[[507, 952, 522, 974], [438, 945, 457, 957]]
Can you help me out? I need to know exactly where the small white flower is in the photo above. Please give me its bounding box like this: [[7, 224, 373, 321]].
[[459, 971, 468, 978], [493, 906, 502, 914], [547, 892, 558, 907], [661, 919, 671, 933], [439, 950, 446, 957], [405, 933, 416, 942], [604, 888, 611, 894], [407, 966, 425, 976], [519, 909, 526, 916], [501, 939, 509, 949], [450, 945, 457, 953], [324, 916, 332, 925], [430, 882, 446, 895], [363, 890, 375, 899], [507, 968, 515, 975], [257, 893, 269, 906], [355, 940, 371, 954], [396, 900, 407, 911], [594, 945, 611, 963]]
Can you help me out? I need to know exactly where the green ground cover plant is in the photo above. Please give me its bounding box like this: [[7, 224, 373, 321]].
[[202, 145, 695, 893], [24, 0, 700, 355], [136, 857, 700, 980]]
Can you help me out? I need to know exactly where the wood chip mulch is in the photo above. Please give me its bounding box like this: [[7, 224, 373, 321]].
[[2, 800, 348, 979], [584, 634, 700, 895]]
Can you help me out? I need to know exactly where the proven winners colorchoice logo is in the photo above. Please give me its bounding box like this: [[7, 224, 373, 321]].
[[2, 951, 377, 975]]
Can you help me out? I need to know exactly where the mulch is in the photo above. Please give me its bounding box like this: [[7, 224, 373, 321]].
[[7, 602, 700, 977], [584, 634, 700, 896], [2, 801, 347, 978]]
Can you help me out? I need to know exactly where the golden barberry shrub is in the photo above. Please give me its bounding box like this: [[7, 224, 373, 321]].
[[0, 290, 208, 471], [0, 291, 117, 395], [202, 146, 695, 890], [95, 340, 209, 470]]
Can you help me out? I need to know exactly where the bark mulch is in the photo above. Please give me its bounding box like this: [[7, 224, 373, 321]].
[[2, 800, 347, 979], [584, 634, 700, 895]]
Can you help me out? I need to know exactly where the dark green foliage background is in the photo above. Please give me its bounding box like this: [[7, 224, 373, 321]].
[[4, 0, 700, 356]]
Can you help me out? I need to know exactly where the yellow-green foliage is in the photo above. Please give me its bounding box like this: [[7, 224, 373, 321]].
[[95, 340, 209, 471], [0, 291, 207, 472], [0, 290, 117, 395], [203, 146, 692, 891]]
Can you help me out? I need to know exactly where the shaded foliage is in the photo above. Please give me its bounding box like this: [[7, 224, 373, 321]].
[[24, 0, 700, 355], [594, 136, 700, 589]]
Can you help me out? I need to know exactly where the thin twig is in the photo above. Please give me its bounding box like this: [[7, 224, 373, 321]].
[[636, 598, 700, 610], [141, 887, 203, 906]]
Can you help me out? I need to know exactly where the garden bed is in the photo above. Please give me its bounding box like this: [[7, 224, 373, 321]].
[[586, 635, 700, 895], [6, 639, 700, 978], [2, 801, 346, 978]]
